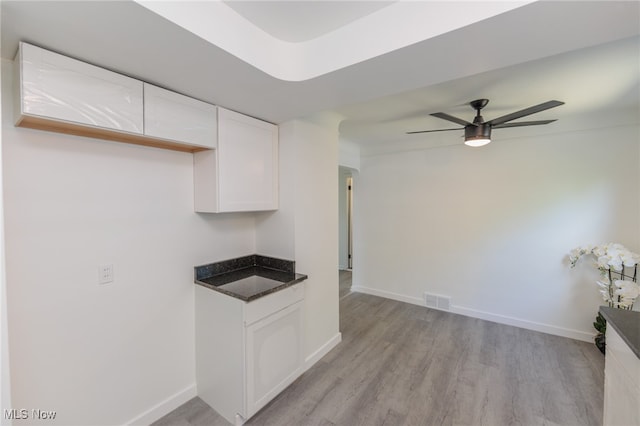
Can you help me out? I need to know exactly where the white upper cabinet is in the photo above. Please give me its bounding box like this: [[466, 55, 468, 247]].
[[218, 108, 279, 212], [15, 42, 143, 134], [13, 43, 278, 199], [13, 42, 213, 153], [194, 107, 279, 213], [143, 83, 217, 149]]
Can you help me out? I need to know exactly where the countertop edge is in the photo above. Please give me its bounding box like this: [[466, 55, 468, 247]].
[[599, 306, 640, 359], [195, 273, 308, 302]]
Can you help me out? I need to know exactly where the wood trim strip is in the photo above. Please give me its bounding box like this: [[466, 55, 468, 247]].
[[17, 114, 211, 153]]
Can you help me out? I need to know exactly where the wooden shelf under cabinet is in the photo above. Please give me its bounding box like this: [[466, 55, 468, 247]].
[[16, 115, 210, 153]]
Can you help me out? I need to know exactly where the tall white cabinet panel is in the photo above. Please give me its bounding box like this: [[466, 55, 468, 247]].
[[195, 286, 244, 425], [603, 326, 640, 426], [143, 83, 217, 149], [15, 42, 143, 133], [194, 107, 279, 213]]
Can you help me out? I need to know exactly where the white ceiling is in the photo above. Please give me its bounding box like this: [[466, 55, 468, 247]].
[[137, 0, 533, 81], [223, 1, 395, 42], [1, 1, 639, 153]]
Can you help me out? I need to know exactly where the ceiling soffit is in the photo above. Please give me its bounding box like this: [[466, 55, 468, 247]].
[[134, 0, 533, 81], [222, 1, 395, 43]]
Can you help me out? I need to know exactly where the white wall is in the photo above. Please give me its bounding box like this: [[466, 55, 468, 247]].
[[254, 125, 295, 260], [290, 119, 340, 360], [257, 117, 341, 367], [353, 115, 640, 341], [2, 59, 257, 425], [0, 10, 13, 424], [338, 139, 360, 171]]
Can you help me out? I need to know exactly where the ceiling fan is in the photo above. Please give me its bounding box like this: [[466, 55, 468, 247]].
[[407, 99, 564, 147]]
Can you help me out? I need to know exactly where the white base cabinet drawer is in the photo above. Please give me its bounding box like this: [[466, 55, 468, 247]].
[[244, 284, 304, 326]]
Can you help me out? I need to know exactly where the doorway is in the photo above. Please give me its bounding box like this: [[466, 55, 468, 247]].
[[346, 175, 353, 269], [339, 167, 354, 298]]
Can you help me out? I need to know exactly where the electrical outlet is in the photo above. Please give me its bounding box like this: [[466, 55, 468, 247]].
[[99, 264, 114, 285]]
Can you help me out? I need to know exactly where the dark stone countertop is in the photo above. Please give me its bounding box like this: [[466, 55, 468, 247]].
[[194, 254, 307, 302], [600, 306, 640, 359]]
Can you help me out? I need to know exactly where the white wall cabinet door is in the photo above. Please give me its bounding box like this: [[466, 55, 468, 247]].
[[218, 107, 278, 212], [143, 83, 217, 149], [15, 42, 143, 134], [194, 107, 279, 213], [245, 301, 303, 419]]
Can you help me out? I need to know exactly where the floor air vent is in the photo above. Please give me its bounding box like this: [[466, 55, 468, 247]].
[[424, 293, 451, 311]]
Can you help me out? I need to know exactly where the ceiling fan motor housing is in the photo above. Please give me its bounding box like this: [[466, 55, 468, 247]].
[[465, 123, 491, 142]]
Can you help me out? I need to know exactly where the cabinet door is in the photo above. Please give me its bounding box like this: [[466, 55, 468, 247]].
[[17, 42, 143, 134], [217, 107, 278, 212], [245, 301, 303, 417], [603, 327, 640, 425], [143, 83, 217, 149]]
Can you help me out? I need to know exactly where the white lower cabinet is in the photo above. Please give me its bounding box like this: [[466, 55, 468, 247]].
[[195, 284, 304, 425], [246, 302, 304, 417], [603, 326, 640, 426]]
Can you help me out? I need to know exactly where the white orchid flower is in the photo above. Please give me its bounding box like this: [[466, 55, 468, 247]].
[[608, 257, 624, 272], [622, 251, 640, 267], [614, 279, 640, 304], [569, 243, 639, 309], [597, 256, 611, 270]]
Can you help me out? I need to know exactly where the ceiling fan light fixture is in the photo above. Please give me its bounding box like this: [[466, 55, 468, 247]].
[[464, 122, 491, 147], [464, 137, 491, 147]]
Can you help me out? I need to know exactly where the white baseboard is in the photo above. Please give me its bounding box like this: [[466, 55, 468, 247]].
[[351, 285, 594, 343], [304, 332, 342, 371], [125, 384, 197, 426], [351, 285, 423, 306], [450, 305, 594, 342]]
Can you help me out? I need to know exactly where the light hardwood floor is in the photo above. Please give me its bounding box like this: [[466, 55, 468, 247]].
[[339, 269, 352, 299], [154, 273, 604, 426]]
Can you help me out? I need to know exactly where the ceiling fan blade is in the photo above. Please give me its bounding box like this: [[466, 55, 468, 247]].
[[487, 100, 564, 126], [406, 127, 463, 135], [492, 119, 557, 128], [430, 112, 475, 127]]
